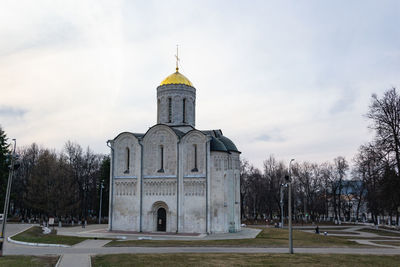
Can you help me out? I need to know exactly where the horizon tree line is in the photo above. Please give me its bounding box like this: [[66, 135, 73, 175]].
[[0, 133, 109, 224], [241, 87, 400, 225]]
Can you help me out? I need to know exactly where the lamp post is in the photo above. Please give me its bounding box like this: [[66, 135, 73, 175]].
[[98, 181, 104, 224], [280, 183, 288, 228], [287, 158, 295, 254], [0, 139, 17, 257]]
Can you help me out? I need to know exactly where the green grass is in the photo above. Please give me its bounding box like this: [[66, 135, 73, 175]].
[[92, 253, 400, 267], [0, 256, 58, 267], [358, 228, 400, 237], [107, 228, 369, 248], [11, 226, 88, 246]]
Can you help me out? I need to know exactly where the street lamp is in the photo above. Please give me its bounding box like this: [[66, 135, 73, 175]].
[[280, 183, 288, 228], [286, 158, 295, 254], [0, 139, 17, 256], [98, 181, 104, 224]]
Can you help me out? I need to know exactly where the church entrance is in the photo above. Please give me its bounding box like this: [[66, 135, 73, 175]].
[[157, 207, 166, 231]]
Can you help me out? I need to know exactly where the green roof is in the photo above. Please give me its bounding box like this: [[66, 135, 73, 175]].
[[218, 135, 239, 152], [209, 136, 228, 152]]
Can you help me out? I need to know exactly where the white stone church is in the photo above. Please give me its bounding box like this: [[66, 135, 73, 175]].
[[107, 64, 240, 234]]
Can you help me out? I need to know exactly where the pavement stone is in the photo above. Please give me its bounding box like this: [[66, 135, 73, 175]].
[[57, 239, 111, 266], [3, 223, 400, 261], [58, 254, 91, 267], [73, 239, 111, 248], [55, 224, 261, 241]]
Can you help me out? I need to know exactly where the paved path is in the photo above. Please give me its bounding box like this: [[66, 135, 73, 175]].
[[351, 239, 400, 249], [57, 240, 110, 267], [5, 243, 400, 256], [300, 225, 400, 248], [56, 224, 261, 240], [58, 254, 91, 267], [3, 223, 400, 267]]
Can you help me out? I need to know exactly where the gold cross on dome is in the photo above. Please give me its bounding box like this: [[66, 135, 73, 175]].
[[175, 44, 180, 72]]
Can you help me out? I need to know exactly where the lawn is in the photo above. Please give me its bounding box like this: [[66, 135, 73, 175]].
[[106, 228, 369, 248], [358, 228, 400, 237], [11, 226, 88, 246], [0, 256, 58, 267], [92, 253, 400, 267]]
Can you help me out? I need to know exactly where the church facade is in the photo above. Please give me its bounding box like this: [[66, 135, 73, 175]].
[[107, 66, 240, 234]]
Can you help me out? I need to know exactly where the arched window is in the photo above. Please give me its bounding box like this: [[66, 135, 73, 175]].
[[124, 147, 130, 173], [168, 97, 172, 123], [158, 145, 164, 173], [182, 98, 186, 123], [191, 144, 198, 172]]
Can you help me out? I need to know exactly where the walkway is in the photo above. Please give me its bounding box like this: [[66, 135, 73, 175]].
[[3, 224, 400, 267], [56, 224, 261, 240], [58, 240, 109, 267], [5, 243, 400, 256], [301, 225, 400, 248]]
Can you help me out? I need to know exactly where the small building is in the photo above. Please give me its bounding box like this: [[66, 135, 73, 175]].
[[107, 64, 241, 234]]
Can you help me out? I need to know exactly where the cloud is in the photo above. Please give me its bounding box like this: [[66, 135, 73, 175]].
[[0, 0, 399, 169], [255, 130, 286, 143], [329, 88, 357, 115], [0, 106, 27, 117]]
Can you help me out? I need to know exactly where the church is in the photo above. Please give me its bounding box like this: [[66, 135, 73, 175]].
[[107, 60, 241, 234]]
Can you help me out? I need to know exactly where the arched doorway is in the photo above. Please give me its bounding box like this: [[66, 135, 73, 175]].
[[157, 207, 166, 231]]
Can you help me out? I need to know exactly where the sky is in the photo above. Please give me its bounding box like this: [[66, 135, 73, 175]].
[[1, 0, 400, 170]]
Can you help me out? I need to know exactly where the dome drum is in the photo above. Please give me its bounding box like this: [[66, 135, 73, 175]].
[[157, 72, 196, 127], [157, 84, 196, 94]]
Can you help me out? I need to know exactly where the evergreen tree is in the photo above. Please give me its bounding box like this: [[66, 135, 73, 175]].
[[0, 126, 10, 209], [99, 156, 110, 217]]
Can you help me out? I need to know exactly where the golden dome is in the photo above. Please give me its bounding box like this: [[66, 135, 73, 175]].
[[160, 70, 193, 87]]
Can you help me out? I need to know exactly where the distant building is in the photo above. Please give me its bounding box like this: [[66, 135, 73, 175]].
[[328, 180, 369, 222], [107, 64, 241, 233]]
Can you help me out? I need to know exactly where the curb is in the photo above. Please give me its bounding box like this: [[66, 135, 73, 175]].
[[7, 236, 71, 247], [7, 225, 71, 248], [55, 255, 63, 267]]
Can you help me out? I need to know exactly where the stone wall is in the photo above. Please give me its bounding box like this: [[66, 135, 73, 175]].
[[143, 125, 178, 177], [111, 132, 141, 231], [157, 84, 196, 127], [209, 151, 241, 233], [110, 126, 240, 234], [180, 130, 208, 233]]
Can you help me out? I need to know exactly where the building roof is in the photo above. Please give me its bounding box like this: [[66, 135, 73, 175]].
[[202, 129, 241, 154], [171, 128, 186, 138], [217, 135, 240, 153], [209, 136, 229, 152], [160, 71, 194, 87], [113, 126, 240, 154]]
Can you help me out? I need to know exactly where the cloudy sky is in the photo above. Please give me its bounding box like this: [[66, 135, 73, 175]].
[[1, 0, 399, 169]]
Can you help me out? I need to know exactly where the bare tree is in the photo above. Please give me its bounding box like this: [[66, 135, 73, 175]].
[[367, 88, 400, 174], [263, 155, 286, 221], [296, 162, 325, 221], [353, 144, 387, 225], [240, 159, 251, 220], [320, 162, 333, 220]]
